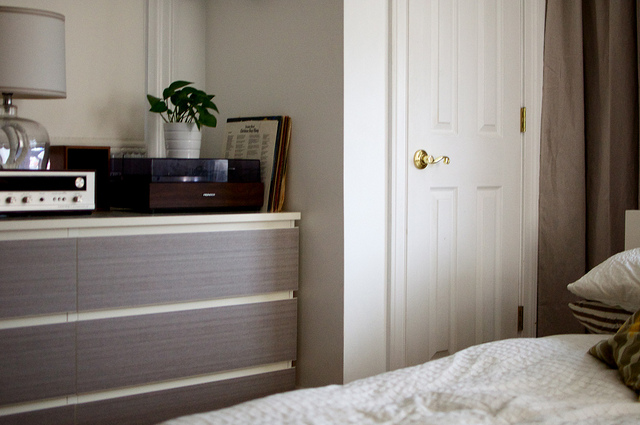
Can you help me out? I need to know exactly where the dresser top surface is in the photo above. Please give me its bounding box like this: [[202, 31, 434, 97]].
[[0, 211, 300, 240]]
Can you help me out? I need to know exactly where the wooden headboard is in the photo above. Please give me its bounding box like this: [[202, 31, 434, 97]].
[[625, 210, 640, 249]]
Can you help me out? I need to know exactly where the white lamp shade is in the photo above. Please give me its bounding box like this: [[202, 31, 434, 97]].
[[0, 6, 66, 99]]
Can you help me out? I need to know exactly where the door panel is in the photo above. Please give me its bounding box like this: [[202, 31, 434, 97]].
[[405, 0, 522, 366]]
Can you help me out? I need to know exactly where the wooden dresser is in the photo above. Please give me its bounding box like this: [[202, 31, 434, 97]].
[[0, 212, 300, 425]]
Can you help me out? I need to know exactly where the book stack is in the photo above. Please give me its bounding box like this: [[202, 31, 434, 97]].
[[224, 116, 291, 212]]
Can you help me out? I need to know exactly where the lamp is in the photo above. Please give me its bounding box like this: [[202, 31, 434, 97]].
[[0, 6, 66, 170]]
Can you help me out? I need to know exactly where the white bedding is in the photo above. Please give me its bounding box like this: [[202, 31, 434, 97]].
[[161, 335, 640, 424]]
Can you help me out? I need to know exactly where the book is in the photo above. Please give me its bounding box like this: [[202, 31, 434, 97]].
[[223, 116, 291, 212]]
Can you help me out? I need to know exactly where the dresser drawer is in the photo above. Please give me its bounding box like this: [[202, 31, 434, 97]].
[[77, 228, 299, 310], [0, 323, 76, 405], [77, 299, 297, 393], [75, 369, 295, 425], [0, 239, 76, 318], [0, 405, 75, 425]]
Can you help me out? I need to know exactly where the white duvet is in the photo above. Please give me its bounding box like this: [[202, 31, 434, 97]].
[[161, 335, 640, 424]]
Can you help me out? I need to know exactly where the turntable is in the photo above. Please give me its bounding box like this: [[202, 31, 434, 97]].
[[109, 158, 264, 212]]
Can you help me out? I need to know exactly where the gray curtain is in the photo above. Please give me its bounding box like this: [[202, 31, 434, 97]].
[[538, 0, 639, 336]]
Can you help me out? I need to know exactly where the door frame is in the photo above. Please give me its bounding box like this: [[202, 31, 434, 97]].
[[388, 0, 546, 370]]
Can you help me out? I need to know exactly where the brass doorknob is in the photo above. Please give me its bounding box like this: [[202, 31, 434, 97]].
[[413, 150, 450, 169]]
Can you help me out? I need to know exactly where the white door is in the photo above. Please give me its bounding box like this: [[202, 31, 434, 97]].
[[402, 0, 523, 366]]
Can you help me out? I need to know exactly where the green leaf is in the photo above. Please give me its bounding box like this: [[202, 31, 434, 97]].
[[201, 98, 219, 113], [197, 107, 218, 128], [147, 97, 168, 114], [162, 80, 192, 99], [180, 87, 199, 98], [148, 80, 218, 128], [147, 94, 161, 106]]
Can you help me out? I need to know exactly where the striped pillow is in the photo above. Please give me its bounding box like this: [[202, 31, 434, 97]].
[[568, 300, 634, 334], [590, 308, 640, 392]]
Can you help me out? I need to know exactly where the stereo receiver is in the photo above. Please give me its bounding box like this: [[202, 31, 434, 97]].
[[0, 170, 95, 214]]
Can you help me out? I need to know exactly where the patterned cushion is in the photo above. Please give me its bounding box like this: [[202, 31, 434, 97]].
[[568, 300, 634, 334], [590, 308, 640, 392]]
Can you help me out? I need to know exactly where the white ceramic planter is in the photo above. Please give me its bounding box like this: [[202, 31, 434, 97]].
[[163, 122, 201, 158]]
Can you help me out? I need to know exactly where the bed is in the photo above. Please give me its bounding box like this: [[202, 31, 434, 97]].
[[160, 213, 640, 425], [161, 333, 639, 424]]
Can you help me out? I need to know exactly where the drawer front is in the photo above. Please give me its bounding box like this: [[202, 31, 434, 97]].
[[0, 239, 76, 318], [0, 405, 75, 425], [0, 323, 76, 405], [75, 369, 295, 425], [78, 228, 299, 310], [77, 299, 297, 393]]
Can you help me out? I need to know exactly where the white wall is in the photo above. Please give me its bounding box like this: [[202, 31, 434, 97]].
[[343, 0, 389, 382], [0, 0, 147, 149], [168, 2, 206, 89], [145, 0, 207, 157], [144, 0, 390, 387], [3, 0, 544, 390], [6, 0, 391, 387], [204, 0, 391, 386], [203, 1, 345, 387]]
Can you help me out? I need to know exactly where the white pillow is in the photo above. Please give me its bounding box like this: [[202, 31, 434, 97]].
[[567, 248, 640, 312]]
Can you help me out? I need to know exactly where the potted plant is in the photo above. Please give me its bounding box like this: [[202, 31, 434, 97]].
[[147, 80, 219, 158]]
